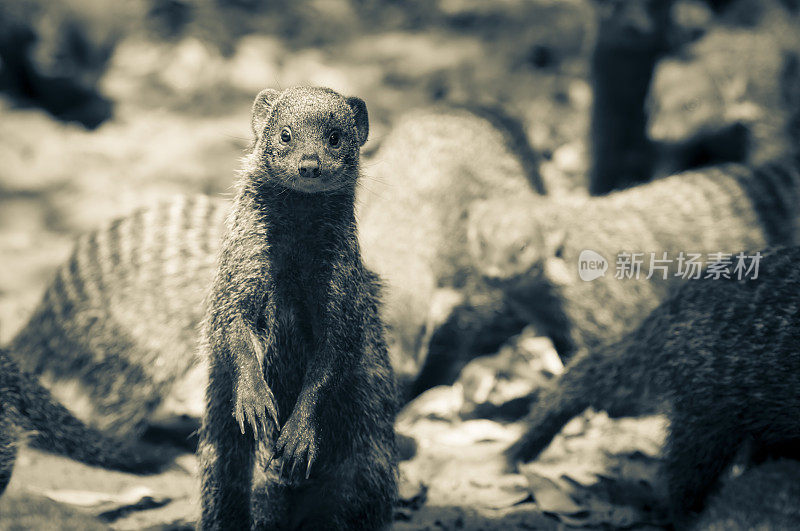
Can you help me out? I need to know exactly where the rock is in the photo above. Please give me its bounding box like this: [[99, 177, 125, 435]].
[[398, 471, 428, 510], [397, 385, 464, 425], [552, 141, 586, 175]]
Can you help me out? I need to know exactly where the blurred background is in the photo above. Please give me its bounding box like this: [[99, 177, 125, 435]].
[[0, 0, 798, 528], [0, 0, 597, 343], [1, 0, 798, 339]]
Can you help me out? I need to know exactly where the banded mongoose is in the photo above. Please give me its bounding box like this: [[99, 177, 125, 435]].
[[197, 87, 397, 529], [8, 194, 227, 439], [468, 154, 800, 359], [691, 459, 800, 530], [506, 245, 800, 527], [0, 347, 171, 495], [5, 105, 542, 438]]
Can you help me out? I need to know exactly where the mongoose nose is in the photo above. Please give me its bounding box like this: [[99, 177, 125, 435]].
[[299, 158, 320, 179]]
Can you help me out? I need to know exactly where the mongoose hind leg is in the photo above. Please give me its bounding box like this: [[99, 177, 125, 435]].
[[504, 381, 588, 469], [0, 359, 18, 495], [250, 467, 291, 530], [507, 338, 649, 468], [325, 444, 398, 530], [291, 454, 395, 530], [198, 362, 258, 530], [664, 411, 743, 527], [250, 446, 395, 531], [251, 380, 397, 531]]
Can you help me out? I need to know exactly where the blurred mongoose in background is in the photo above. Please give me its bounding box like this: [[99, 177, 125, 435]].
[[506, 245, 800, 527], [197, 87, 397, 530], [7, 194, 226, 440], [690, 459, 800, 530], [0, 347, 170, 495], [468, 154, 800, 360]]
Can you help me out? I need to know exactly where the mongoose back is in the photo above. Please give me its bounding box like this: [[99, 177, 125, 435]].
[[506, 245, 800, 526], [691, 459, 800, 530], [0, 347, 171, 495], [8, 194, 227, 438], [197, 87, 397, 530]]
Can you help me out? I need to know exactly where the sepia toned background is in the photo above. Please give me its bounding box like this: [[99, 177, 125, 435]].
[[0, 0, 798, 528]]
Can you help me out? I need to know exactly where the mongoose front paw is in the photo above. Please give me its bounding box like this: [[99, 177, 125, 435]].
[[233, 375, 280, 441], [272, 406, 319, 481]]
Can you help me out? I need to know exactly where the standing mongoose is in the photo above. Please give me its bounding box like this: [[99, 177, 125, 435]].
[[0, 347, 171, 495], [506, 245, 800, 527], [197, 87, 398, 530], [7, 154, 800, 440], [7, 119, 800, 445]]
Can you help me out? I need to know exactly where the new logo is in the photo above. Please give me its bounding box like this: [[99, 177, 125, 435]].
[[578, 249, 608, 281]]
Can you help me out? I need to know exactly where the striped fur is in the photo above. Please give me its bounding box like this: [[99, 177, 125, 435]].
[[10, 194, 227, 436], [468, 154, 800, 358]]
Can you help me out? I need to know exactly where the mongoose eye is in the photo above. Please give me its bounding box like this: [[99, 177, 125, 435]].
[[328, 131, 340, 148], [280, 127, 292, 144]]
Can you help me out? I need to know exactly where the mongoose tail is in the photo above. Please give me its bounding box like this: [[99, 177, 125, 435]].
[[1, 348, 173, 479]]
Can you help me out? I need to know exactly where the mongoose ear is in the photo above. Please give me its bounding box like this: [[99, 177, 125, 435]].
[[347, 96, 369, 146], [251, 89, 280, 138]]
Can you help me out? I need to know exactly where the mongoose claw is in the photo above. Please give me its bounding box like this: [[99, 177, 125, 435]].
[[305, 453, 315, 480], [273, 405, 319, 482], [233, 375, 280, 441]]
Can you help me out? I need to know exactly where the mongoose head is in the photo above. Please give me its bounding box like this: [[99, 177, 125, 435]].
[[248, 86, 369, 194], [466, 197, 548, 283]]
